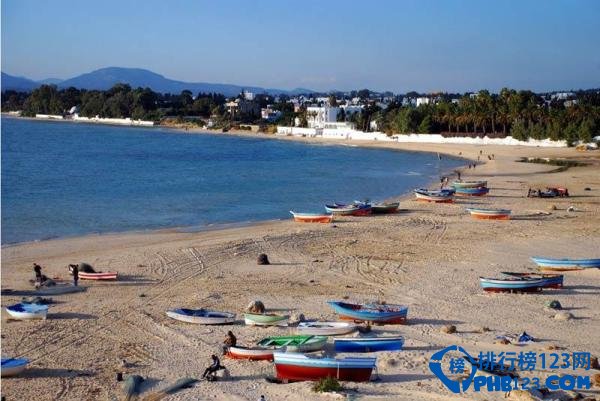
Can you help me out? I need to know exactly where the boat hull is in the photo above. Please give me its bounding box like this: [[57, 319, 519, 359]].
[[452, 181, 487, 188], [257, 335, 327, 352], [79, 272, 118, 280], [531, 257, 600, 271], [467, 208, 511, 220], [166, 309, 235, 324], [1, 359, 29, 377], [244, 313, 289, 326], [296, 322, 357, 336], [290, 211, 333, 223], [324, 205, 360, 216], [501, 272, 563, 288], [479, 277, 545, 293], [273, 353, 376, 382], [371, 203, 399, 214], [328, 301, 408, 324], [227, 346, 274, 361], [333, 337, 404, 352], [455, 187, 489, 196], [6, 304, 49, 320]]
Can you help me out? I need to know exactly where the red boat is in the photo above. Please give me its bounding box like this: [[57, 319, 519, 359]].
[[78, 271, 118, 280], [273, 352, 376, 382]]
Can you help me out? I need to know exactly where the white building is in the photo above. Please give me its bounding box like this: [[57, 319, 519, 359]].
[[261, 107, 282, 122], [243, 91, 255, 101], [416, 97, 430, 107], [306, 106, 339, 128]]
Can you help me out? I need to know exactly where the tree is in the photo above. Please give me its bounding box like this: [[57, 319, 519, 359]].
[[418, 115, 433, 133], [328, 95, 338, 107]]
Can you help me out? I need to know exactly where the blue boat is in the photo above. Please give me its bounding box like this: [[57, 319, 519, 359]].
[[333, 336, 404, 352], [531, 257, 600, 271], [479, 277, 546, 293], [501, 272, 563, 288], [324, 204, 360, 216], [327, 301, 408, 324], [1, 358, 29, 377]]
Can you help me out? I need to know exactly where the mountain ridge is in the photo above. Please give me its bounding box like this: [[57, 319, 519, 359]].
[[1, 67, 313, 96]]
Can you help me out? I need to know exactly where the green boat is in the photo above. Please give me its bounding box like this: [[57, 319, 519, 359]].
[[244, 313, 289, 326], [257, 335, 327, 352]]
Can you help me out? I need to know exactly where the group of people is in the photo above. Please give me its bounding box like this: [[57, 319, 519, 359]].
[[31, 263, 79, 287]]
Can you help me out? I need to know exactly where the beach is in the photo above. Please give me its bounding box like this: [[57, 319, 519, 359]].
[[1, 140, 599, 400]]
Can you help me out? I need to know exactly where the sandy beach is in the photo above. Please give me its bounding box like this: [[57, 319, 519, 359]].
[[2, 139, 599, 400]]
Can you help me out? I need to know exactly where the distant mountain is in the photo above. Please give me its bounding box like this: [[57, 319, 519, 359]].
[[1, 72, 40, 91], [1, 67, 313, 96]]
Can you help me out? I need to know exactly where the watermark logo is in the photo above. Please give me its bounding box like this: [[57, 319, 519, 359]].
[[429, 346, 592, 394]]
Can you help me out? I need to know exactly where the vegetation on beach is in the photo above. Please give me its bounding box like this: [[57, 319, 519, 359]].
[[312, 376, 343, 393], [2, 85, 599, 144]]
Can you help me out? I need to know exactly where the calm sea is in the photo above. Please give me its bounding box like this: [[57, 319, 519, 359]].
[[1, 117, 463, 244]]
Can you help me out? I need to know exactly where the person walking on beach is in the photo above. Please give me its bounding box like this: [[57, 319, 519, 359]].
[[202, 355, 222, 379], [71, 263, 79, 286], [222, 331, 237, 354]]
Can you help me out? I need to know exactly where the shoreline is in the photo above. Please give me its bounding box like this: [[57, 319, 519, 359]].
[[1, 139, 599, 400]]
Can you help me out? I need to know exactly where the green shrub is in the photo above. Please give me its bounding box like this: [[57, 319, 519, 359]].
[[312, 376, 343, 393]]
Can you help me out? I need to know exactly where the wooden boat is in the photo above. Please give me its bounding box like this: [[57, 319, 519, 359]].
[[501, 272, 564, 288], [466, 208, 511, 220], [414, 189, 453, 203], [333, 201, 372, 216], [1, 358, 29, 377], [479, 277, 546, 293], [273, 352, 376, 382], [290, 211, 333, 223], [371, 202, 400, 214], [6, 303, 49, 320], [454, 187, 489, 196], [324, 204, 361, 216], [244, 312, 289, 326], [78, 271, 118, 280], [333, 336, 404, 352], [166, 308, 235, 324], [296, 321, 357, 336], [257, 335, 327, 352], [327, 301, 408, 324], [34, 284, 86, 295], [531, 257, 600, 271], [227, 346, 276, 361], [451, 180, 487, 189]]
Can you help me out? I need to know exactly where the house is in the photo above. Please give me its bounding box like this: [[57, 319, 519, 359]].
[[306, 106, 339, 128], [416, 97, 430, 107], [261, 107, 282, 122]]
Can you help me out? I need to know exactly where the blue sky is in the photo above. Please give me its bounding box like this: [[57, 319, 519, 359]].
[[2, 0, 599, 92]]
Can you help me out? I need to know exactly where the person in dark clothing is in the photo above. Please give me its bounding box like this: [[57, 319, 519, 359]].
[[222, 331, 237, 354], [72, 264, 79, 286], [33, 263, 42, 280], [202, 355, 222, 379]]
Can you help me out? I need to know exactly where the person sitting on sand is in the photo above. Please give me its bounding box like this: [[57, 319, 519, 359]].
[[222, 331, 237, 354], [33, 263, 42, 281], [202, 355, 223, 379]]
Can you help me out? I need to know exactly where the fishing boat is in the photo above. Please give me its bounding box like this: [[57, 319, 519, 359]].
[[244, 312, 289, 326], [501, 272, 564, 288], [5, 303, 49, 320], [290, 211, 333, 223], [466, 208, 511, 220], [1, 358, 29, 377], [414, 189, 454, 203], [78, 271, 118, 280], [166, 308, 235, 324], [226, 346, 276, 361], [531, 257, 600, 271], [296, 321, 357, 336], [479, 277, 546, 293], [333, 201, 373, 216], [451, 180, 488, 189], [327, 301, 408, 324], [273, 352, 376, 382], [333, 336, 404, 352], [324, 204, 361, 216], [454, 187, 489, 196], [371, 202, 400, 214], [257, 335, 327, 352]]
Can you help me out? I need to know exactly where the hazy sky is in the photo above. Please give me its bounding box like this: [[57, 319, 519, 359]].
[[2, 0, 599, 92]]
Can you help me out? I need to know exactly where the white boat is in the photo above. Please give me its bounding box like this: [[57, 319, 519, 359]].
[[5, 303, 49, 320], [1, 358, 29, 377], [296, 321, 358, 336], [227, 346, 275, 361], [166, 308, 235, 324]]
